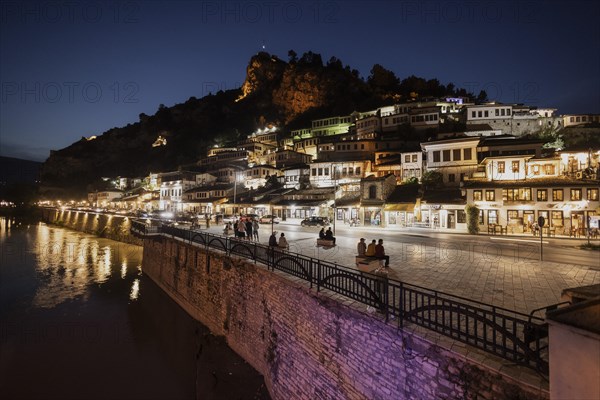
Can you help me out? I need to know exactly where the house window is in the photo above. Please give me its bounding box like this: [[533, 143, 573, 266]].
[[443, 150, 451, 162], [502, 188, 532, 201], [485, 190, 495, 201], [368, 185, 377, 199], [507, 210, 519, 221], [405, 155, 410, 162], [464, 148, 472, 160], [479, 210, 484, 224], [544, 164, 555, 175], [551, 211, 564, 227], [537, 189, 548, 201], [552, 189, 563, 201], [453, 149, 461, 161], [588, 188, 599, 200], [498, 162, 505, 173], [472, 111, 476, 118], [412, 154, 417, 162], [433, 151, 440, 162], [324, 168, 329, 176], [457, 210, 466, 223], [355, 167, 361, 175], [448, 174, 455, 182], [312, 168, 316, 176], [318, 168, 323, 176], [570, 188, 582, 200], [473, 190, 483, 201], [512, 161, 519, 173], [488, 210, 498, 225], [532, 165, 540, 175]]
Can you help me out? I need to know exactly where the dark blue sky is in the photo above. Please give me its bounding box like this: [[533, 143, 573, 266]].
[[1, 0, 599, 161]]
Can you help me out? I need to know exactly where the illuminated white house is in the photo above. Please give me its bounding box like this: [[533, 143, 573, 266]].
[[464, 150, 600, 234]]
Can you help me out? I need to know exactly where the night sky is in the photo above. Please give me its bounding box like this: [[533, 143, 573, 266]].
[[1, 0, 599, 162]]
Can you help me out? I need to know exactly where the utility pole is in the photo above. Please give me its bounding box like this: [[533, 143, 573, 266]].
[[233, 171, 237, 215], [538, 216, 545, 261]]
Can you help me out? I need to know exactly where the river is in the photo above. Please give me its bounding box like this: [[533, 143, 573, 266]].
[[0, 218, 269, 400]]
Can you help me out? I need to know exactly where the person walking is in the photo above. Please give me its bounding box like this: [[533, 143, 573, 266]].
[[375, 239, 390, 268], [357, 238, 366, 256], [365, 239, 376, 257], [252, 219, 259, 241]]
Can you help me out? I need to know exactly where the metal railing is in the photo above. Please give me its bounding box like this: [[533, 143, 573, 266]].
[[131, 220, 550, 374]]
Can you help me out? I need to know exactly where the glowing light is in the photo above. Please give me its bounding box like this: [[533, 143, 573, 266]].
[[121, 260, 127, 279], [129, 279, 140, 301]]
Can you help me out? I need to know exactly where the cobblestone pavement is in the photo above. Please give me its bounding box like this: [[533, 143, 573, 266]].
[[204, 221, 600, 314]]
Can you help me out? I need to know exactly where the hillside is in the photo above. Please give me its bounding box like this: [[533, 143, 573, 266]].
[[40, 51, 471, 196]]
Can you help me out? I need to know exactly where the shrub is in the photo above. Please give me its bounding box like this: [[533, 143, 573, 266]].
[[465, 204, 480, 234]]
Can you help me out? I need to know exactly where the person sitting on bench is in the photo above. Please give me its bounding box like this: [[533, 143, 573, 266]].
[[324, 227, 336, 244], [365, 239, 376, 257], [357, 238, 366, 256], [375, 239, 390, 268], [278, 232, 289, 249], [319, 228, 326, 239]]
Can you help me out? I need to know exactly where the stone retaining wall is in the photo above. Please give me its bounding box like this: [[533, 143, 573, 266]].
[[41, 208, 142, 245], [143, 235, 549, 400]]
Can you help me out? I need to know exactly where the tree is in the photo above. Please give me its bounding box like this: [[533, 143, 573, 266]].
[[403, 177, 419, 185], [326, 56, 343, 70], [476, 90, 488, 103], [298, 51, 323, 67], [465, 204, 480, 234], [287, 49, 297, 63], [421, 170, 443, 187], [368, 64, 400, 93]]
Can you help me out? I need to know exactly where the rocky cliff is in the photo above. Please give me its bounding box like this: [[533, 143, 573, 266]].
[[41, 51, 466, 196]]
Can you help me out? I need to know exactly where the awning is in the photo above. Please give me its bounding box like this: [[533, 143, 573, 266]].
[[384, 204, 415, 212]]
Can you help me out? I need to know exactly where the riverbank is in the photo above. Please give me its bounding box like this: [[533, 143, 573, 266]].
[[40, 207, 143, 246]]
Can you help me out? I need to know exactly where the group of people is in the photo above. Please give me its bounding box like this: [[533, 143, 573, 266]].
[[318, 227, 336, 244], [225, 218, 260, 240], [357, 238, 390, 268]]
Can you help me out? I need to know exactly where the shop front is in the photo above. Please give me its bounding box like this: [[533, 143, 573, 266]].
[[383, 203, 415, 227]]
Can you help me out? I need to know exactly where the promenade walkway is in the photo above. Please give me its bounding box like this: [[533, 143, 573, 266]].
[[204, 221, 600, 315]]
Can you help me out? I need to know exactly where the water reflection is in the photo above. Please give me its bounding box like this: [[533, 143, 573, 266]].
[[0, 217, 269, 400], [130, 279, 140, 301], [28, 224, 127, 309]]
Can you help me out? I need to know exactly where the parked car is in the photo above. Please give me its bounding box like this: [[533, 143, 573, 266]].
[[259, 215, 280, 224], [300, 216, 330, 227], [220, 215, 236, 223]]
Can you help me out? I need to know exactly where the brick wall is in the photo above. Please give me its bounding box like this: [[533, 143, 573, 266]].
[[143, 236, 549, 400]]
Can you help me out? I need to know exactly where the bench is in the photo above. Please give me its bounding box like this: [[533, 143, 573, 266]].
[[316, 239, 336, 248], [355, 256, 384, 272]]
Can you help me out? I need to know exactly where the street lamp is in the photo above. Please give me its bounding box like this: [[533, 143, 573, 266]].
[[332, 165, 338, 236]]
